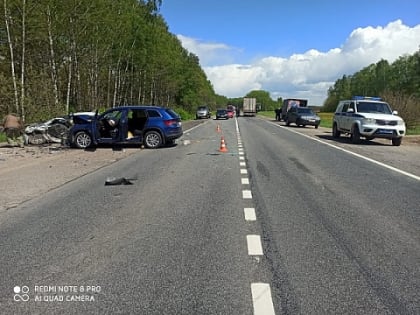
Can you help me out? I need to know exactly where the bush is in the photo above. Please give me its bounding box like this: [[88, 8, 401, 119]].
[[173, 107, 194, 121], [381, 91, 420, 129]]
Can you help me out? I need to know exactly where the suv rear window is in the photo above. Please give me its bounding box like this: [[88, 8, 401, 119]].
[[165, 109, 180, 119], [147, 109, 161, 117]]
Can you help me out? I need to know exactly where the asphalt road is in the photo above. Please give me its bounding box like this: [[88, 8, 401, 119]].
[[0, 117, 419, 314]]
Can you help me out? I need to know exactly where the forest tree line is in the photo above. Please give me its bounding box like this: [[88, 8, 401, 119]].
[[322, 50, 420, 128], [0, 0, 225, 123], [1, 0, 419, 127]]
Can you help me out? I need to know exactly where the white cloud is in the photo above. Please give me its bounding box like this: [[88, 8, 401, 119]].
[[177, 35, 239, 66], [177, 20, 420, 105]]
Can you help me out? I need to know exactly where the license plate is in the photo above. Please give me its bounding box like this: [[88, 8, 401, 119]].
[[378, 129, 393, 134]]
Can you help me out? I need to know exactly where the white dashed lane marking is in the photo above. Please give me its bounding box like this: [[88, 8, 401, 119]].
[[244, 208, 256, 221], [242, 190, 253, 199], [247, 235, 264, 255], [236, 119, 276, 314], [251, 283, 276, 315]]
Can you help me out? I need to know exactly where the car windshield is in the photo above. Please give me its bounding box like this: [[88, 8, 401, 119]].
[[356, 102, 392, 114], [297, 108, 313, 114], [197, 106, 207, 111], [217, 109, 226, 113]]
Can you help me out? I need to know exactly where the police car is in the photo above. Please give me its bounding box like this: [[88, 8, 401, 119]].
[[332, 96, 406, 146]]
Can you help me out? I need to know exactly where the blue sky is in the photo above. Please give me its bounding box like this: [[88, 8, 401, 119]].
[[160, 1, 420, 105]]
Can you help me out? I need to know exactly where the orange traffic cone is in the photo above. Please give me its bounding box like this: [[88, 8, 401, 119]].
[[219, 136, 228, 152], [216, 124, 221, 133]]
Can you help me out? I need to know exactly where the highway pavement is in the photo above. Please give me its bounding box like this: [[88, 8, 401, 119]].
[[0, 116, 418, 314]]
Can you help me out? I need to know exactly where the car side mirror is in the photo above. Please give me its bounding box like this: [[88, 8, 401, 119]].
[[392, 110, 399, 115]]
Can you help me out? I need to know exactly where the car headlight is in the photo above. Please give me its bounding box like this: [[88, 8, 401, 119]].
[[397, 120, 405, 126], [362, 118, 376, 125]]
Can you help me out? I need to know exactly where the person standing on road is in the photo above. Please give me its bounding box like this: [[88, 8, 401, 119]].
[[2, 113, 24, 147]]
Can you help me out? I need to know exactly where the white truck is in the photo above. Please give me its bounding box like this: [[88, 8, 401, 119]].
[[243, 97, 257, 116]]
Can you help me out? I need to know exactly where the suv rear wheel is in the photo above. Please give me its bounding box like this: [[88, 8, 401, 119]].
[[144, 130, 162, 148]]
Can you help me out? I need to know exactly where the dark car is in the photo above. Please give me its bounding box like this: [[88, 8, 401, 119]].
[[216, 109, 228, 120], [285, 107, 321, 128], [69, 106, 183, 149]]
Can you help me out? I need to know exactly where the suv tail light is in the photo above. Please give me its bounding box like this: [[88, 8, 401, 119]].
[[164, 119, 177, 126]]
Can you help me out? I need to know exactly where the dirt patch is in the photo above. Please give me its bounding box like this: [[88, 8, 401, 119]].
[[0, 144, 141, 212], [404, 135, 420, 145]]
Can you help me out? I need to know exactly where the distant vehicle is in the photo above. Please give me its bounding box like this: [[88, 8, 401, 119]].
[[69, 106, 183, 149], [275, 98, 308, 121], [216, 109, 228, 120], [243, 98, 257, 116], [227, 109, 234, 118], [332, 96, 405, 146], [227, 105, 236, 115], [285, 107, 321, 128], [196, 106, 211, 119]]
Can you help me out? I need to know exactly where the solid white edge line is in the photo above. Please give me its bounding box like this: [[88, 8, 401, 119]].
[[247, 235, 263, 255], [251, 283, 276, 315], [244, 208, 256, 221], [267, 120, 420, 182]]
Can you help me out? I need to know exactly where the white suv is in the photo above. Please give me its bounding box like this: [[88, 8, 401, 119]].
[[332, 96, 406, 146]]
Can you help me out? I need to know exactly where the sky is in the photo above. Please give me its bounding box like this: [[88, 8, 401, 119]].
[[159, 0, 420, 105]]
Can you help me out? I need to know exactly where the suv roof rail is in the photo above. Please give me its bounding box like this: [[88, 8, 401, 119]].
[[352, 96, 382, 101]]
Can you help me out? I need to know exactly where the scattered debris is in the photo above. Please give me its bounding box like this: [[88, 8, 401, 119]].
[[105, 176, 137, 186]]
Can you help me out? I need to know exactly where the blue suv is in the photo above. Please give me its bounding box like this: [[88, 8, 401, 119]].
[[69, 106, 183, 149]]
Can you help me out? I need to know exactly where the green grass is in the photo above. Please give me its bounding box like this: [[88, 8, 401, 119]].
[[256, 111, 275, 118], [318, 112, 333, 128], [407, 125, 420, 135]]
